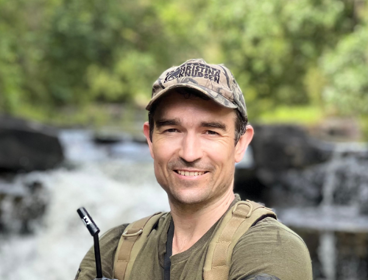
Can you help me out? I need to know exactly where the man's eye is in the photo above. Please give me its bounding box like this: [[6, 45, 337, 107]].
[[165, 128, 178, 133], [205, 130, 219, 135]]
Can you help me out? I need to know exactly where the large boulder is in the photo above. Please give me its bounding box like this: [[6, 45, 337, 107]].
[[235, 124, 334, 205], [0, 115, 64, 172], [235, 124, 368, 209], [251, 124, 331, 171]]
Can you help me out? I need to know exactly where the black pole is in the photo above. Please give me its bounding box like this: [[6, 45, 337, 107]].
[[77, 207, 103, 279], [94, 235, 103, 278]]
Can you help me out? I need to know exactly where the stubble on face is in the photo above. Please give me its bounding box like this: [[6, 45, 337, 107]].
[[147, 92, 240, 210], [163, 159, 221, 210]]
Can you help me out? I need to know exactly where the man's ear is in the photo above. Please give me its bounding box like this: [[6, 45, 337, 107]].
[[143, 121, 154, 159], [234, 125, 254, 163]]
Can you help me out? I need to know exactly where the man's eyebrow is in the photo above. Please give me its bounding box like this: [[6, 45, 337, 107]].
[[155, 118, 180, 128], [201, 121, 227, 131]]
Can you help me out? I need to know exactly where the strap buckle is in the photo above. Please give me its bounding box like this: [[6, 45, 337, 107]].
[[232, 201, 253, 218], [122, 228, 143, 237]]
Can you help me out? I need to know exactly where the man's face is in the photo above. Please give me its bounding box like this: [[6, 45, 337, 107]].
[[143, 92, 253, 208]]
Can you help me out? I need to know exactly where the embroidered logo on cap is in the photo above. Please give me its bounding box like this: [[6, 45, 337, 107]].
[[164, 62, 221, 84]]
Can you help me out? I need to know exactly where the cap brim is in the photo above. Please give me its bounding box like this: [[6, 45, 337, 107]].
[[146, 83, 238, 111]]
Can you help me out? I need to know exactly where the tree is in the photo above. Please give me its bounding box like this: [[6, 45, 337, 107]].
[[321, 8, 368, 116], [204, 0, 357, 118], [0, 0, 366, 126]]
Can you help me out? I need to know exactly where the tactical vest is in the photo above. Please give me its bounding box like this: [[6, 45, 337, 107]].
[[113, 200, 276, 280]]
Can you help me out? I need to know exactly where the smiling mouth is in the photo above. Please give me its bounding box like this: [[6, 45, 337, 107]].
[[175, 170, 208, 177]]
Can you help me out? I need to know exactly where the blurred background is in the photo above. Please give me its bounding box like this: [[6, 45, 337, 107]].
[[0, 0, 368, 279]]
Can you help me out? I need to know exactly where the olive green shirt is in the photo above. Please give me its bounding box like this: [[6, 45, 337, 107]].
[[76, 206, 312, 280]]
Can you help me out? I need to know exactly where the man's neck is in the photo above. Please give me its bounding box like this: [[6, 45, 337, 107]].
[[169, 191, 235, 255]]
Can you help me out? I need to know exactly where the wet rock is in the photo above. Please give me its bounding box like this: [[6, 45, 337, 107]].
[[311, 117, 362, 142], [93, 130, 130, 144], [251, 124, 331, 171], [273, 145, 368, 209], [273, 165, 325, 207], [0, 178, 49, 234], [17, 181, 49, 234], [0, 115, 64, 172], [236, 124, 332, 205]]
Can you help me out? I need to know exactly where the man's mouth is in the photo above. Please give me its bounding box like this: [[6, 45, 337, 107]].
[[175, 170, 207, 177]]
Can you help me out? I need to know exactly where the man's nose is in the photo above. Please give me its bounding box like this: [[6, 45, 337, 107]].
[[178, 133, 203, 163]]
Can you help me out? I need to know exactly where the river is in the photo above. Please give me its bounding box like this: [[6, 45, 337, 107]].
[[0, 129, 170, 279]]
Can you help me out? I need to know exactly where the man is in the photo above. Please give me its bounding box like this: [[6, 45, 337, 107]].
[[76, 59, 312, 280]]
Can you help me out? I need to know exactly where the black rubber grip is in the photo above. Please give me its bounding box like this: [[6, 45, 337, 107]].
[[77, 207, 100, 236]]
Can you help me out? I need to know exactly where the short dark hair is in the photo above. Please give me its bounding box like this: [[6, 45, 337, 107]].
[[148, 88, 248, 145]]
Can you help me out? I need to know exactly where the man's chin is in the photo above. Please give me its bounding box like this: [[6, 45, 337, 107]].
[[168, 190, 210, 207]]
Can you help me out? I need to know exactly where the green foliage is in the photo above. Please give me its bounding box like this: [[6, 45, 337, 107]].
[[43, 0, 161, 105], [360, 115, 368, 140], [205, 0, 356, 118], [321, 23, 368, 115], [0, 0, 367, 128], [0, 0, 58, 114], [258, 105, 323, 125]]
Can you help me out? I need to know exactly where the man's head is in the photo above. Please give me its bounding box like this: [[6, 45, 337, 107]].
[[143, 59, 254, 208], [148, 88, 247, 145], [146, 58, 248, 144]]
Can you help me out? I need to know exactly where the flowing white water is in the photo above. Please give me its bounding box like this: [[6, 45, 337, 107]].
[[0, 130, 170, 280], [278, 142, 368, 280]]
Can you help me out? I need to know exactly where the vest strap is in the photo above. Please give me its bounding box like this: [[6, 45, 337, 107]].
[[203, 200, 276, 280], [113, 212, 164, 280]]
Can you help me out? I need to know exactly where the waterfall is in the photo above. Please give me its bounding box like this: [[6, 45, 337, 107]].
[[0, 129, 169, 280]]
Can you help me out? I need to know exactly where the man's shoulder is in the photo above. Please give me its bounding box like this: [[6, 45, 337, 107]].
[[230, 197, 304, 246], [231, 216, 313, 280], [237, 216, 309, 253], [246, 216, 306, 245]]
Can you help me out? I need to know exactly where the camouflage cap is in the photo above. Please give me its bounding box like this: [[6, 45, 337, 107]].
[[146, 58, 247, 120]]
